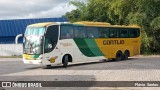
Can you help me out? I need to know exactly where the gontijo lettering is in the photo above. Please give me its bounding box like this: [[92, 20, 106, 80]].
[[103, 40, 125, 45]]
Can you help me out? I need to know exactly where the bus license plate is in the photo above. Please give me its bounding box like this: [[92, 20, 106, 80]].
[[29, 61, 33, 64]]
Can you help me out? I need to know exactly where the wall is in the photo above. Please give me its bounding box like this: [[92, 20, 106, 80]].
[[0, 44, 22, 56], [0, 36, 23, 44]]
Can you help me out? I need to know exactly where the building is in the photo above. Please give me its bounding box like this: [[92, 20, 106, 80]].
[[0, 17, 67, 44]]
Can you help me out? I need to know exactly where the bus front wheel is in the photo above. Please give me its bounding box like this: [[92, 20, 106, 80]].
[[62, 55, 68, 67]]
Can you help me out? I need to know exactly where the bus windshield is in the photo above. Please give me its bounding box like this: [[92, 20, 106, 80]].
[[23, 35, 44, 54], [25, 27, 46, 35], [23, 27, 45, 54]]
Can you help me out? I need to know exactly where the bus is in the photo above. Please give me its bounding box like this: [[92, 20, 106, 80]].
[[23, 21, 141, 68]]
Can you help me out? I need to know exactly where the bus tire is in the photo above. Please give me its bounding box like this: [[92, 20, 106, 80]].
[[123, 50, 129, 60], [62, 55, 68, 67], [115, 51, 123, 61], [41, 65, 51, 69]]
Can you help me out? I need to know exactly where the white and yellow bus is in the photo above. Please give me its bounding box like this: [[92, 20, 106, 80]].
[[23, 21, 141, 68]]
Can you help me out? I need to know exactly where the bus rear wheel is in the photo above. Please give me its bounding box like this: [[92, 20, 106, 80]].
[[123, 51, 129, 60], [62, 55, 68, 67], [114, 51, 123, 61]]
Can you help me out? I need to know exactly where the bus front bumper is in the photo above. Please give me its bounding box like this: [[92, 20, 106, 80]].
[[23, 59, 42, 64]]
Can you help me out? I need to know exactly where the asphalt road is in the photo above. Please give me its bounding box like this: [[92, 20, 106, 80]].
[[0, 57, 160, 90]]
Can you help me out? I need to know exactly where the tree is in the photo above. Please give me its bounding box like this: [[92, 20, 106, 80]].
[[64, 0, 160, 53]]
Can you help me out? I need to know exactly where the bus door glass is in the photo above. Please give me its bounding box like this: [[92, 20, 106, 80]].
[[44, 25, 59, 53]]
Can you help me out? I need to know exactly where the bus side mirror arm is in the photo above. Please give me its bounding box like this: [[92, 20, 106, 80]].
[[15, 34, 23, 44]]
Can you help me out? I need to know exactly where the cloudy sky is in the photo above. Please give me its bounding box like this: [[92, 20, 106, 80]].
[[0, 0, 86, 20]]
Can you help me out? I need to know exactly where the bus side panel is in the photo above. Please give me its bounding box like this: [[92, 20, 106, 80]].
[[95, 38, 141, 59], [73, 38, 106, 61], [42, 45, 61, 66], [58, 39, 82, 62], [58, 39, 106, 64]]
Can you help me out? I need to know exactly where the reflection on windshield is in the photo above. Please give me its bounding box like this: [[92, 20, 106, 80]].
[[25, 27, 45, 35], [23, 36, 43, 54]]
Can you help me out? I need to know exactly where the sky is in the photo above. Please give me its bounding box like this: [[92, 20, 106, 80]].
[[0, 0, 86, 20]]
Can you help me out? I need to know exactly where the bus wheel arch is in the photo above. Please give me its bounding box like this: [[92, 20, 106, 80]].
[[62, 54, 72, 67], [123, 50, 130, 60]]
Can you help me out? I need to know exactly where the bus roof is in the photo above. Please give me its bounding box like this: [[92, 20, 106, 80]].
[[74, 21, 111, 26], [28, 21, 140, 28], [28, 22, 72, 27], [73, 21, 140, 28], [28, 22, 59, 27]]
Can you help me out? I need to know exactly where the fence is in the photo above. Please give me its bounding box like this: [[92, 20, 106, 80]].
[[0, 44, 22, 56]]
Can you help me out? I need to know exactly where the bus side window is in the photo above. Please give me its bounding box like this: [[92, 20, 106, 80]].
[[74, 26, 86, 38], [61, 33, 67, 39], [99, 27, 109, 38], [129, 28, 140, 38], [87, 27, 99, 38], [60, 25, 73, 39], [120, 29, 128, 38], [110, 28, 119, 38]]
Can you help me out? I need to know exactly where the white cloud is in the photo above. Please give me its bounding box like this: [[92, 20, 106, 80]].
[[24, 3, 77, 18], [0, 0, 85, 20]]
